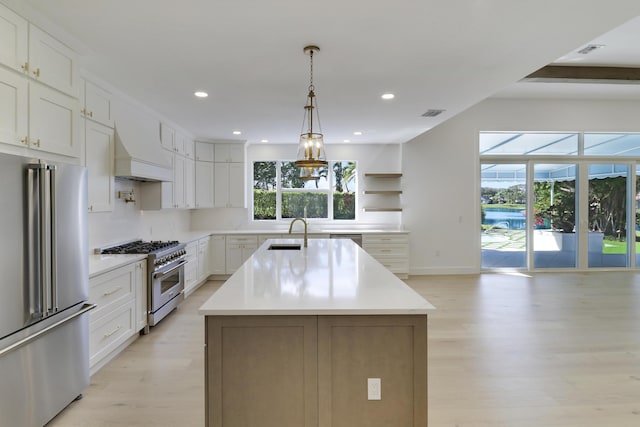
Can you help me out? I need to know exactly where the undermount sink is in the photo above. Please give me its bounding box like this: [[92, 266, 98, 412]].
[[267, 243, 302, 251]]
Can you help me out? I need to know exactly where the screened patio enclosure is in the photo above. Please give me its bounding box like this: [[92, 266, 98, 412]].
[[480, 132, 640, 270]]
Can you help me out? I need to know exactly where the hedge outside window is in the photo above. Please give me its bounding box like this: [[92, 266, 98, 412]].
[[253, 160, 356, 221]]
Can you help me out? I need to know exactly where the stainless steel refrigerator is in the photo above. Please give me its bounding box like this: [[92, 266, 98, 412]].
[[0, 153, 95, 426]]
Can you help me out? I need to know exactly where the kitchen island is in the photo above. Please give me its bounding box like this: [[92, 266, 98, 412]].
[[199, 238, 434, 427]]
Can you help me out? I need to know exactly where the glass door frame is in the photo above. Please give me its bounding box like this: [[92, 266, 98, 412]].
[[481, 158, 638, 271]]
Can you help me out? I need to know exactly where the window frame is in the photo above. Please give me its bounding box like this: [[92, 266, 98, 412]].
[[251, 160, 357, 223]]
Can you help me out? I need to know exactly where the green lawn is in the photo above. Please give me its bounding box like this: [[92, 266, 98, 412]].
[[602, 239, 640, 254]]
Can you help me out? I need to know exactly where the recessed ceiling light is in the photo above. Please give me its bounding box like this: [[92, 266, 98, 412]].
[[261, 139, 269, 143], [343, 139, 351, 143], [233, 131, 242, 135], [194, 91, 208, 98], [353, 131, 363, 136], [381, 93, 395, 100]]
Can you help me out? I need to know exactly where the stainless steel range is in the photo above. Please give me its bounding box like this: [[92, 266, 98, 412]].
[[98, 240, 186, 333]]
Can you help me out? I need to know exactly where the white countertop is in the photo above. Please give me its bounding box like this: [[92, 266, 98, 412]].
[[89, 254, 147, 278], [199, 238, 434, 316]]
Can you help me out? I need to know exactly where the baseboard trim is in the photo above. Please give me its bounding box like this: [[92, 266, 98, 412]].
[[409, 266, 479, 275]]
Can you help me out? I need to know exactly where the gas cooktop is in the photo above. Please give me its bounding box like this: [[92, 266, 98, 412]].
[[99, 240, 180, 255]]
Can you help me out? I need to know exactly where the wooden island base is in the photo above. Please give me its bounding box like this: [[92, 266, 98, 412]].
[[205, 314, 427, 427]]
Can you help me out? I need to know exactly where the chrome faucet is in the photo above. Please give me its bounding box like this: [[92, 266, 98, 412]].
[[288, 217, 308, 247]]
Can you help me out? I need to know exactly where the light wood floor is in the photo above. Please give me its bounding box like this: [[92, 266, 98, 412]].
[[48, 272, 640, 426]]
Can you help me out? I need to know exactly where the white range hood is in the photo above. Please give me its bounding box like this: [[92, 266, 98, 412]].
[[113, 101, 172, 182]]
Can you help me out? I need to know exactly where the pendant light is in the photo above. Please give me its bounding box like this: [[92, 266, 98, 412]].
[[299, 166, 321, 181], [295, 45, 328, 169]]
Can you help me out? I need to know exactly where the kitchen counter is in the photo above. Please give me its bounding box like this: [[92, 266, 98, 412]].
[[199, 238, 431, 315], [192, 228, 408, 236], [200, 238, 432, 426], [89, 254, 147, 278]]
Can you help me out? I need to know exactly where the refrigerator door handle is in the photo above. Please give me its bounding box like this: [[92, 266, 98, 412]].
[[27, 163, 46, 320], [37, 163, 52, 316], [48, 164, 58, 313], [0, 304, 96, 358]]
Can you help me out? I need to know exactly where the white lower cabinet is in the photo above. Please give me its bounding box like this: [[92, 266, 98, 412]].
[[185, 236, 212, 296], [134, 261, 147, 332], [210, 235, 226, 275], [89, 259, 146, 374], [226, 235, 258, 274], [184, 241, 199, 296], [198, 236, 211, 282], [362, 233, 409, 278]]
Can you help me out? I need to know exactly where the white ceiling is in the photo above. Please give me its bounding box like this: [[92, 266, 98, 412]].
[[496, 15, 640, 100], [13, 0, 640, 144]]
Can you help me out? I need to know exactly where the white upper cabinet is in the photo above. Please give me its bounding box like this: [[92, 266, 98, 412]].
[[29, 83, 80, 158], [185, 158, 195, 209], [160, 122, 175, 152], [85, 121, 114, 212], [195, 141, 214, 162], [0, 3, 28, 73], [0, 66, 28, 149], [184, 138, 194, 159], [214, 162, 245, 208], [82, 79, 113, 127], [214, 143, 243, 163], [27, 25, 78, 97], [195, 160, 214, 208]]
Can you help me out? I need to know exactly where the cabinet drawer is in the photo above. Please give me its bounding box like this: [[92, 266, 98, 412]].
[[89, 300, 135, 368], [90, 265, 135, 321], [372, 257, 409, 273], [185, 241, 198, 261], [199, 237, 210, 249], [227, 235, 258, 245], [364, 244, 408, 258], [362, 234, 409, 245]]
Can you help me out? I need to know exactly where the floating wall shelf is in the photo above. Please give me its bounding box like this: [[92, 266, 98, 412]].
[[362, 172, 403, 212]]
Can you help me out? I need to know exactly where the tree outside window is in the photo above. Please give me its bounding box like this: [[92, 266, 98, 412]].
[[253, 160, 356, 221]]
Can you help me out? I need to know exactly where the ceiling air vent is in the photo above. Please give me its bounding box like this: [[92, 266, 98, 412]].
[[421, 109, 445, 117], [577, 44, 604, 55]]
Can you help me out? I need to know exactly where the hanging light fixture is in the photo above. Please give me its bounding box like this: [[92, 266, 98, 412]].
[[295, 45, 328, 169], [299, 166, 320, 181]]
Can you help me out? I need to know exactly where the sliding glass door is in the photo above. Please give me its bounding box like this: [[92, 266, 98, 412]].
[[532, 164, 577, 269], [480, 164, 526, 269], [588, 164, 629, 267], [480, 132, 640, 271]]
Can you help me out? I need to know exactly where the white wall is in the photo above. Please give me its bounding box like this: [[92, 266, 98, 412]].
[[88, 178, 191, 250], [190, 143, 404, 231], [403, 97, 640, 275]]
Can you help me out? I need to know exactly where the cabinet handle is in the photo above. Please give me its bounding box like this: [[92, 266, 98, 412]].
[[88, 205, 93, 212], [20, 136, 28, 145], [103, 325, 122, 338], [88, 111, 93, 117], [34, 139, 41, 147], [32, 68, 41, 77], [21, 62, 29, 72], [103, 286, 123, 296]]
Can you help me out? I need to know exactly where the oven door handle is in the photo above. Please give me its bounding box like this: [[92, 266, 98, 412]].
[[152, 260, 187, 279]]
